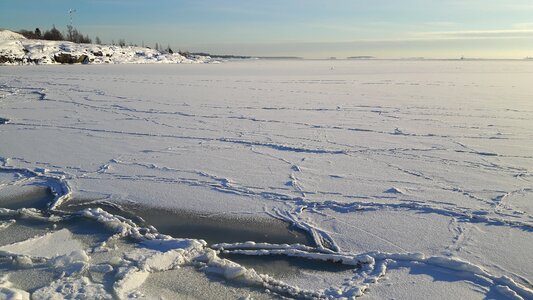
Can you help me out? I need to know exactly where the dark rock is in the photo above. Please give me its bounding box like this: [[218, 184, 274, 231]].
[[0, 56, 11, 64], [78, 55, 89, 64], [0, 55, 37, 64], [54, 53, 77, 64], [54, 53, 90, 64]]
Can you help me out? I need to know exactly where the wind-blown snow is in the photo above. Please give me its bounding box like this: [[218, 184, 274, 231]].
[[0, 60, 532, 299]]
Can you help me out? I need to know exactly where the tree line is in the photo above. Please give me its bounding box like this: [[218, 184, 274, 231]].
[[17, 25, 176, 53], [18, 25, 95, 44]]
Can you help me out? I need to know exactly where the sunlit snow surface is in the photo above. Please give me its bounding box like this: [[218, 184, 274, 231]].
[[1, 60, 532, 299]]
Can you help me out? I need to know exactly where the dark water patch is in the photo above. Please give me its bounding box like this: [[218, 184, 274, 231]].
[[129, 206, 313, 246], [0, 216, 58, 247], [63, 201, 313, 246], [221, 253, 355, 278], [0, 211, 112, 248], [61, 199, 145, 224], [0, 258, 56, 293], [62, 216, 117, 244], [0, 186, 54, 210]]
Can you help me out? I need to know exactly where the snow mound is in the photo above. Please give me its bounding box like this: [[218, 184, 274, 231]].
[[0, 30, 26, 41]]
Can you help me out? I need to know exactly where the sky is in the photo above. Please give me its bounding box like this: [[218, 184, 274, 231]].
[[1, 0, 533, 58]]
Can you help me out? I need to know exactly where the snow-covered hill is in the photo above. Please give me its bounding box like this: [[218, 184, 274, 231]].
[[0, 29, 27, 40], [0, 29, 211, 65]]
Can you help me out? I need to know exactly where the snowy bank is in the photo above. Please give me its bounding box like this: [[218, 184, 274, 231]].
[[0, 29, 211, 65]]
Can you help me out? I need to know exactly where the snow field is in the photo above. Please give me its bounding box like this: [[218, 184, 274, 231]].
[[0, 60, 532, 299]]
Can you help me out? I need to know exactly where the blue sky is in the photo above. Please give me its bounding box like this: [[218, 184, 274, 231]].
[[1, 0, 533, 58]]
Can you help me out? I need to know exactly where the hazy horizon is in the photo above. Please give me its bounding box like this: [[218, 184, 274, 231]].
[[2, 0, 533, 59]]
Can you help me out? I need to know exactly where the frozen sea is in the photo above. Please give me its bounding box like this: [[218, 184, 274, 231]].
[[0, 60, 532, 299]]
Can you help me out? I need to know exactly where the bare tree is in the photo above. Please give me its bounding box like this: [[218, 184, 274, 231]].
[[95, 36, 102, 44], [67, 25, 74, 41], [18, 29, 36, 39], [63, 25, 91, 43], [43, 25, 63, 41]]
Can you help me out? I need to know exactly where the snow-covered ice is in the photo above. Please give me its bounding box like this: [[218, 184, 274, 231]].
[[1, 59, 532, 299], [0, 228, 84, 259]]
